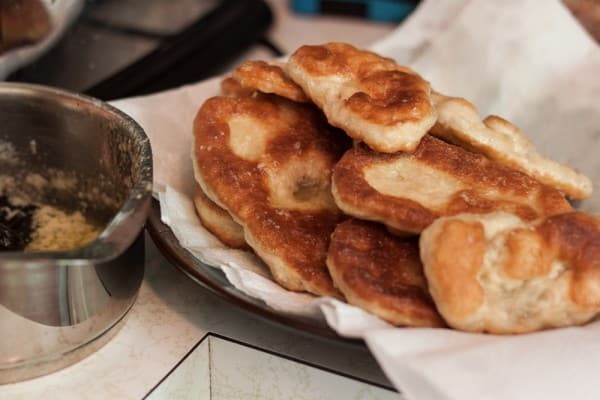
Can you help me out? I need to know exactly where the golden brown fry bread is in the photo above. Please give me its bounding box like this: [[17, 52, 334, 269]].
[[193, 94, 349, 297], [420, 211, 600, 334], [327, 219, 445, 327], [226, 60, 309, 102], [430, 92, 592, 200], [220, 77, 254, 98], [332, 135, 573, 235], [0, 0, 51, 52], [287, 42, 437, 153], [193, 184, 247, 249]]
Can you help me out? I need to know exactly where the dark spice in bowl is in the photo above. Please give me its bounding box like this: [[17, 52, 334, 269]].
[[0, 195, 36, 250]]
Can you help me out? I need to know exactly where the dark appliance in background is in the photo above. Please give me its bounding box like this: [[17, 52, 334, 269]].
[[8, 0, 277, 100]]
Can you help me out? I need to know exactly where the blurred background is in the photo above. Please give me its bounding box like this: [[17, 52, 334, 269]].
[[1, 0, 598, 101]]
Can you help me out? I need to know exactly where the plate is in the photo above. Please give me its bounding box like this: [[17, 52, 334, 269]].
[[0, 0, 84, 79], [146, 200, 359, 344]]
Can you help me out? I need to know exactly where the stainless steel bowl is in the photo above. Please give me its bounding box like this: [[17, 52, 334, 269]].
[[0, 83, 152, 383]]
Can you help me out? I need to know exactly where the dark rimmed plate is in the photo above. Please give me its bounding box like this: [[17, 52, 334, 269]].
[[146, 200, 360, 345]]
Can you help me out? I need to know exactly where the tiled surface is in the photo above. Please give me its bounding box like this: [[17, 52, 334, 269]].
[[209, 337, 397, 400], [146, 337, 211, 400], [147, 335, 399, 400]]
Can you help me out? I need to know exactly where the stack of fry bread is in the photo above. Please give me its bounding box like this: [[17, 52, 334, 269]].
[[192, 43, 598, 334]]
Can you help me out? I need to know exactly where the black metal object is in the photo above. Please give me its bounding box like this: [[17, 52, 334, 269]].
[[84, 0, 273, 100]]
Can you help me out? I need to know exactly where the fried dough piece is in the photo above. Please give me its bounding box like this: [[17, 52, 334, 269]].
[[430, 92, 592, 200], [193, 184, 247, 249], [0, 0, 51, 53], [420, 211, 600, 333], [332, 136, 573, 235], [220, 77, 254, 98], [287, 42, 437, 153], [327, 219, 444, 327], [224, 60, 309, 103], [194, 94, 349, 297]]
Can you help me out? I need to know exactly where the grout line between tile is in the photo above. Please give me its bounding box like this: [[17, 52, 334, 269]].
[[208, 336, 213, 400]]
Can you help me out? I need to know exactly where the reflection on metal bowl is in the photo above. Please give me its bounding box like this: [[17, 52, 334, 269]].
[[0, 83, 152, 383]]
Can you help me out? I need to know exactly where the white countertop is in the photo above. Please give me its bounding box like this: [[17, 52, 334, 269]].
[[1, 2, 397, 398]]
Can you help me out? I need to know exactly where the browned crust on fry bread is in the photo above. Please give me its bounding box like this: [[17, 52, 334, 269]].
[[327, 219, 445, 327], [193, 184, 248, 249], [420, 219, 486, 321], [193, 94, 349, 297], [287, 42, 437, 153], [0, 0, 51, 52], [332, 136, 573, 235], [231, 60, 309, 102], [430, 92, 592, 200], [420, 211, 600, 333], [220, 77, 254, 98]]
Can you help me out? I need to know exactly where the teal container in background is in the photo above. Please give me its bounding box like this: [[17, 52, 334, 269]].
[[291, 0, 418, 23]]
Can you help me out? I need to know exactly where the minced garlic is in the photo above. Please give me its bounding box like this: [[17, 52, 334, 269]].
[[26, 205, 101, 251]]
